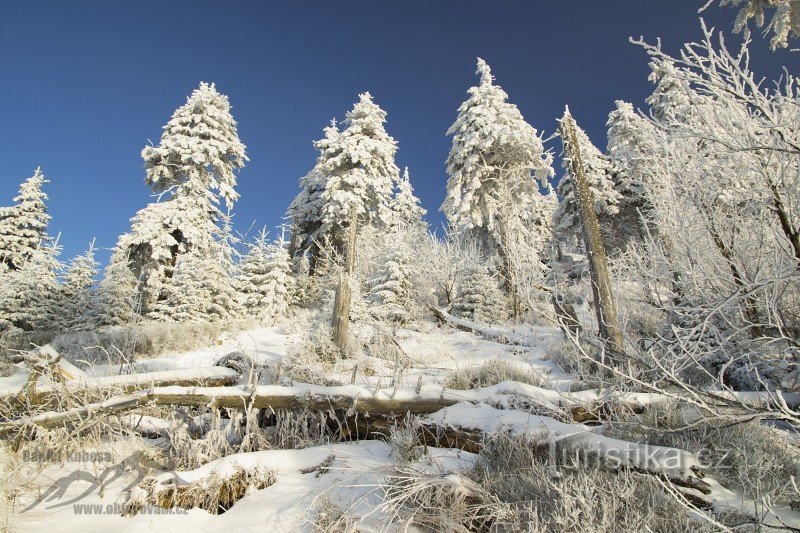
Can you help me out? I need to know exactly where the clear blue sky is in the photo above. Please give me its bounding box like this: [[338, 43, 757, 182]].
[[0, 1, 792, 264]]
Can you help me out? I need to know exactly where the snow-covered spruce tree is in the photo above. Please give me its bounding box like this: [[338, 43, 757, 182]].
[[286, 120, 338, 265], [603, 100, 671, 251], [441, 59, 553, 317], [451, 264, 507, 323], [0, 168, 51, 271], [288, 93, 400, 262], [554, 117, 621, 246], [237, 229, 295, 323], [95, 246, 141, 327], [122, 82, 247, 312], [0, 241, 62, 332], [148, 244, 239, 323], [367, 242, 414, 323], [390, 167, 426, 228], [60, 241, 99, 331], [119, 194, 220, 311]]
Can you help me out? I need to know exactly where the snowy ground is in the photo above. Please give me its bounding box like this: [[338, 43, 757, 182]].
[[8, 319, 565, 532]]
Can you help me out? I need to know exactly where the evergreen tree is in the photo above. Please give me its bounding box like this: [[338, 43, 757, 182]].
[[61, 241, 99, 330], [122, 82, 247, 311], [96, 246, 141, 327], [236, 229, 295, 322], [0, 168, 51, 271], [0, 241, 62, 331], [368, 244, 414, 323], [452, 264, 507, 323], [554, 119, 621, 241], [141, 82, 248, 211], [390, 167, 426, 228], [288, 93, 400, 259], [441, 59, 553, 315], [148, 245, 239, 323], [605, 100, 665, 248]]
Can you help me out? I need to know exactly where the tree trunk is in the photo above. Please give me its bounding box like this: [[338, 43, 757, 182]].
[[559, 109, 625, 362], [331, 206, 358, 352]]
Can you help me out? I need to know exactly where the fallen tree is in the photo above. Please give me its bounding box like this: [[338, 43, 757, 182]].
[[0, 366, 240, 407]]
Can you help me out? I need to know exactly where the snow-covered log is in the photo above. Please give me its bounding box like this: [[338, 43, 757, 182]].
[[430, 306, 529, 345], [0, 393, 146, 437], [0, 366, 240, 406]]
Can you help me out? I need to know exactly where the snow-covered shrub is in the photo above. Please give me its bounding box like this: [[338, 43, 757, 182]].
[[59, 242, 99, 331], [446, 359, 547, 390], [124, 465, 276, 516], [367, 247, 414, 323]]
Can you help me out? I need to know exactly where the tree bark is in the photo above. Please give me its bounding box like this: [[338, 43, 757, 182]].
[[331, 206, 359, 351], [559, 109, 625, 361]]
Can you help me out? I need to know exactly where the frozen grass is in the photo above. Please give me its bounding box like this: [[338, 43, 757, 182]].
[[445, 359, 547, 390], [124, 465, 276, 516], [467, 432, 718, 532]]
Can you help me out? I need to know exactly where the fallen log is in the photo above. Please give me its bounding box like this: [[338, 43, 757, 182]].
[[430, 306, 530, 345], [0, 366, 240, 407], [0, 393, 147, 437]]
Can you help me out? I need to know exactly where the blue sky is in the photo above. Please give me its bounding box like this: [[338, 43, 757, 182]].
[[0, 1, 792, 264]]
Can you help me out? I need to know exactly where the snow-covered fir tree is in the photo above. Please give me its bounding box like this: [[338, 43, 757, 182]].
[[148, 244, 240, 323], [451, 264, 507, 323], [605, 100, 666, 248], [554, 118, 621, 241], [237, 229, 295, 323], [368, 244, 414, 323], [60, 241, 99, 331], [122, 82, 247, 312], [442, 59, 553, 234], [0, 241, 62, 332], [141, 82, 247, 211], [95, 246, 141, 327], [441, 59, 553, 315], [119, 194, 220, 311], [288, 93, 400, 260], [390, 167, 426, 228], [0, 168, 51, 271]]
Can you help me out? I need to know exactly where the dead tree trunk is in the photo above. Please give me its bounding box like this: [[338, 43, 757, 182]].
[[559, 108, 624, 362], [331, 206, 359, 352]]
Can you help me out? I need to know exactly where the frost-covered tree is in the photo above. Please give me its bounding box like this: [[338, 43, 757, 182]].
[[707, 0, 800, 49], [606, 100, 669, 247], [237, 229, 295, 323], [554, 118, 621, 244], [60, 242, 99, 331], [452, 264, 507, 323], [122, 82, 247, 311], [148, 246, 239, 323], [288, 93, 400, 261], [119, 194, 219, 311], [390, 167, 426, 228], [368, 244, 414, 323], [0, 168, 51, 271], [95, 247, 141, 327], [441, 59, 553, 315], [0, 241, 62, 331], [141, 82, 247, 211]]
